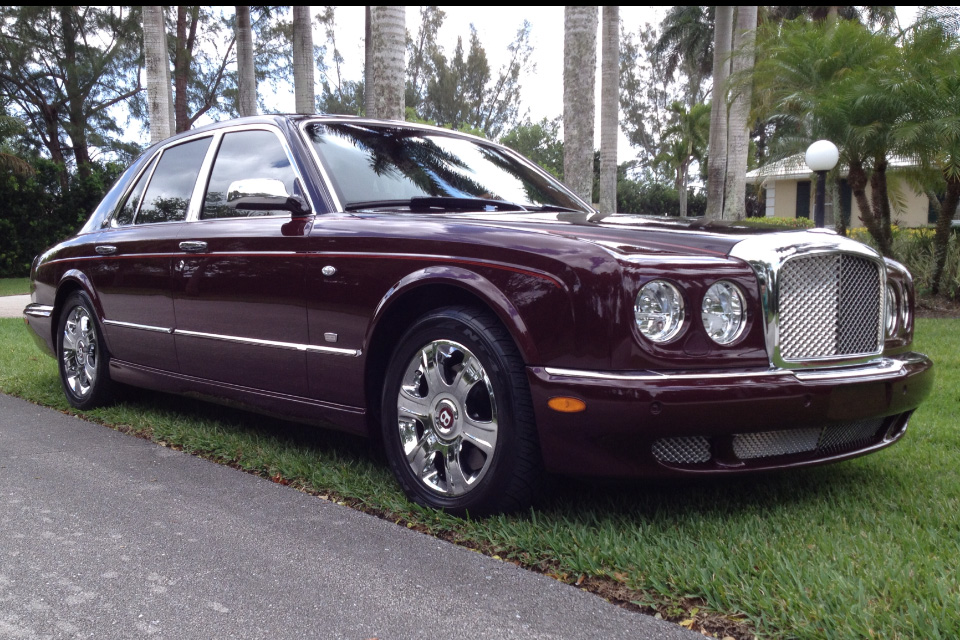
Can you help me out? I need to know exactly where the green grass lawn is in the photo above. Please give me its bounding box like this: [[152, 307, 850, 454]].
[[1, 317, 957, 639], [0, 277, 30, 296]]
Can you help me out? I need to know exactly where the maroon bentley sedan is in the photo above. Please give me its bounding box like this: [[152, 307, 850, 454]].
[[24, 115, 933, 514]]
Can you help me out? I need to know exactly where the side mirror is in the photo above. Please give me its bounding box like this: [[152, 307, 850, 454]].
[[226, 179, 312, 217]]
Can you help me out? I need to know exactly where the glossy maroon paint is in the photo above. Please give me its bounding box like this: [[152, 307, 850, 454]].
[[25, 115, 934, 477]]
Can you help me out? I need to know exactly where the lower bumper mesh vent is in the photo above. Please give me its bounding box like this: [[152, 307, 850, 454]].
[[652, 418, 886, 465], [733, 418, 885, 460], [651, 436, 711, 464]]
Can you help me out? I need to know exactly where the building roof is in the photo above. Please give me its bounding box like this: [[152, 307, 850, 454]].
[[746, 154, 917, 185]]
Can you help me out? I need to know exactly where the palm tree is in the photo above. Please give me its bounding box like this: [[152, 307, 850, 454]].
[[292, 6, 314, 114], [143, 5, 172, 142], [236, 6, 256, 117], [897, 20, 960, 293], [723, 6, 758, 221], [563, 5, 598, 205], [599, 6, 619, 214], [652, 6, 714, 106], [705, 6, 733, 219], [752, 18, 902, 254], [657, 101, 710, 217], [366, 6, 405, 121]]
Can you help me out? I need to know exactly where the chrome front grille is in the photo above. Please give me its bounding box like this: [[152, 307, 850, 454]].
[[779, 253, 882, 362]]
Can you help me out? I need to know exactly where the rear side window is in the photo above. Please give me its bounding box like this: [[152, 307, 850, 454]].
[[136, 136, 212, 225], [202, 130, 297, 219], [112, 156, 158, 227]]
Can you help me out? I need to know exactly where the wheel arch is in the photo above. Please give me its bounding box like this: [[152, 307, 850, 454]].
[[362, 266, 537, 436], [52, 270, 110, 354]]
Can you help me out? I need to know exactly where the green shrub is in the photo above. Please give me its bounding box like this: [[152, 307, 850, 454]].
[[850, 227, 960, 299]]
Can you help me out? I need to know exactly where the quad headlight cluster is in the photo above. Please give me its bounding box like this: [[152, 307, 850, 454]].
[[634, 280, 746, 345], [884, 280, 911, 339]]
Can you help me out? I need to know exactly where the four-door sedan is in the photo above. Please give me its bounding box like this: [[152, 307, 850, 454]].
[[24, 115, 933, 514]]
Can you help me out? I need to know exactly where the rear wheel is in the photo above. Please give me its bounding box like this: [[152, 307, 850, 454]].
[[381, 306, 542, 515], [57, 291, 115, 409]]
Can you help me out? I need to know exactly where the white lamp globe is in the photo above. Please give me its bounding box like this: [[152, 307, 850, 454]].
[[805, 140, 839, 172]]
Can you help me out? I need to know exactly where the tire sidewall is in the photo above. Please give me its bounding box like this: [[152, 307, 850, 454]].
[[381, 309, 523, 515], [57, 290, 111, 409]]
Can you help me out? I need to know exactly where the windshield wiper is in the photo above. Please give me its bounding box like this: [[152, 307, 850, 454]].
[[344, 197, 529, 212]]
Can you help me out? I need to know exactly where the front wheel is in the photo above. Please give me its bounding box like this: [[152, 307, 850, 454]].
[[381, 306, 542, 516], [57, 291, 115, 409]]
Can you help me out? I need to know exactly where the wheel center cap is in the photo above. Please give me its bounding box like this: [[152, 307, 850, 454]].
[[77, 341, 86, 365], [434, 399, 459, 436]]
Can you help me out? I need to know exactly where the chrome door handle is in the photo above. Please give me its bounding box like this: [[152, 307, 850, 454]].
[[95, 245, 117, 255], [179, 241, 207, 253]]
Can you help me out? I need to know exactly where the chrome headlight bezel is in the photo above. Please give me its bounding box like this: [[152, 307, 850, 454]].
[[634, 280, 686, 343], [884, 283, 899, 338], [701, 280, 747, 345]]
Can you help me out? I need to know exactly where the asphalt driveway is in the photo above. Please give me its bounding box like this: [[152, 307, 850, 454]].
[[0, 393, 699, 639]]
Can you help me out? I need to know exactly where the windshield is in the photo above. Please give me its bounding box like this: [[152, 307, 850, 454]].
[[303, 121, 588, 212]]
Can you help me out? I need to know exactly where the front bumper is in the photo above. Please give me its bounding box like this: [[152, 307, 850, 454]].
[[527, 353, 934, 477]]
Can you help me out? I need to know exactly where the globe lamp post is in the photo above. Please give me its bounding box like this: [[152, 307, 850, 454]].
[[805, 140, 839, 228]]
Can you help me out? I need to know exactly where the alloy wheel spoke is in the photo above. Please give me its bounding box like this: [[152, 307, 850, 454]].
[[451, 354, 482, 402], [444, 448, 469, 494], [462, 417, 497, 453]]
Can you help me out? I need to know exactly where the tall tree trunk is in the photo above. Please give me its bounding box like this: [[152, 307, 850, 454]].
[[292, 6, 315, 114], [173, 6, 199, 132], [932, 178, 960, 295], [59, 6, 91, 179], [563, 6, 598, 205], [364, 6, 374, 117], [599, 6, 619, 214], [367, 6, 405, 121], [722, 6, 757, 221], [869, 157, 893, 253], [705, 6, 733, 220], [236, 6, 257, 117], [143, 6, 173, 143]]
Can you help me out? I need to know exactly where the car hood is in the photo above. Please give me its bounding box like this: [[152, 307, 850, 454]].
[[427, 211, 797, 259]]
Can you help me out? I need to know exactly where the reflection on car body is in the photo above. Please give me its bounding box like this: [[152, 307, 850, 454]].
[[24, 115, 934, 514]]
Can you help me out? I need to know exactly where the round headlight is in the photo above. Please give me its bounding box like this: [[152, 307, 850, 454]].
[[884, 284, 898, 337], [701, 281, 746, 345], [635, 280, 685, 343]]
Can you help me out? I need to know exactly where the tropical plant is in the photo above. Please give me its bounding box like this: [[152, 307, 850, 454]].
[[752, 18, 903, 255], [599, 6, 620, 214], [651, 6, 714, 106], [366, 6, 406, 121], [655, 101, 710, 217]]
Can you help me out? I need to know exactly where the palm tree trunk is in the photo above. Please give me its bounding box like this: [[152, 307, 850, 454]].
[[705, 6, 733, 220], [292, 6, 315, 114], [848, 159, 891, 256], [599, 6, 619, 215], [932, 178, 960, 295], [143, 5, 172, 142], [367, 6, 405, 121], [236, 6, 257, 117], [722, 6, 757, 221], [563, 6, 598, 205]]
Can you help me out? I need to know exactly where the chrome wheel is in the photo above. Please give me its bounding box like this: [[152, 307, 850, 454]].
[[61, 304, 99, 399], [396, 339, 498, 497]]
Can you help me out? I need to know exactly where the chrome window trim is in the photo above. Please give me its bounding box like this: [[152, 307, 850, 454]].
[[103, 319, 174, 334], [188, 123, 318, 222], [24, 304, 54, 318], [543, 354, 920, 384], [297, 118, 345, 212], [728, 231, 886, 369], [174, 328, 361, 357]]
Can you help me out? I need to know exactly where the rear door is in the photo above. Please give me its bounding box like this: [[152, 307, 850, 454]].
[[89, 135, 213, 371]]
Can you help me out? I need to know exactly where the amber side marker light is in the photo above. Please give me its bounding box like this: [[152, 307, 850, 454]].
[[548, 397, 586, 413]]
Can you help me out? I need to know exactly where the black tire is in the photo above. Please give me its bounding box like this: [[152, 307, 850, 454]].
[[381, 306, 543, 516], [56, 290, 115, 409]]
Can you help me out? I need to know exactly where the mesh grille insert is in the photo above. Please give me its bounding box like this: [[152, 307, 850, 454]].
[[779, 254, 882, 361], [733, 418, 885, 460], [651, 437, 711, 464]]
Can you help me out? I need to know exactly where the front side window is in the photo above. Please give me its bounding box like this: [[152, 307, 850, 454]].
[[136, 136, 212, 225], [202, 130, 298, 219]]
